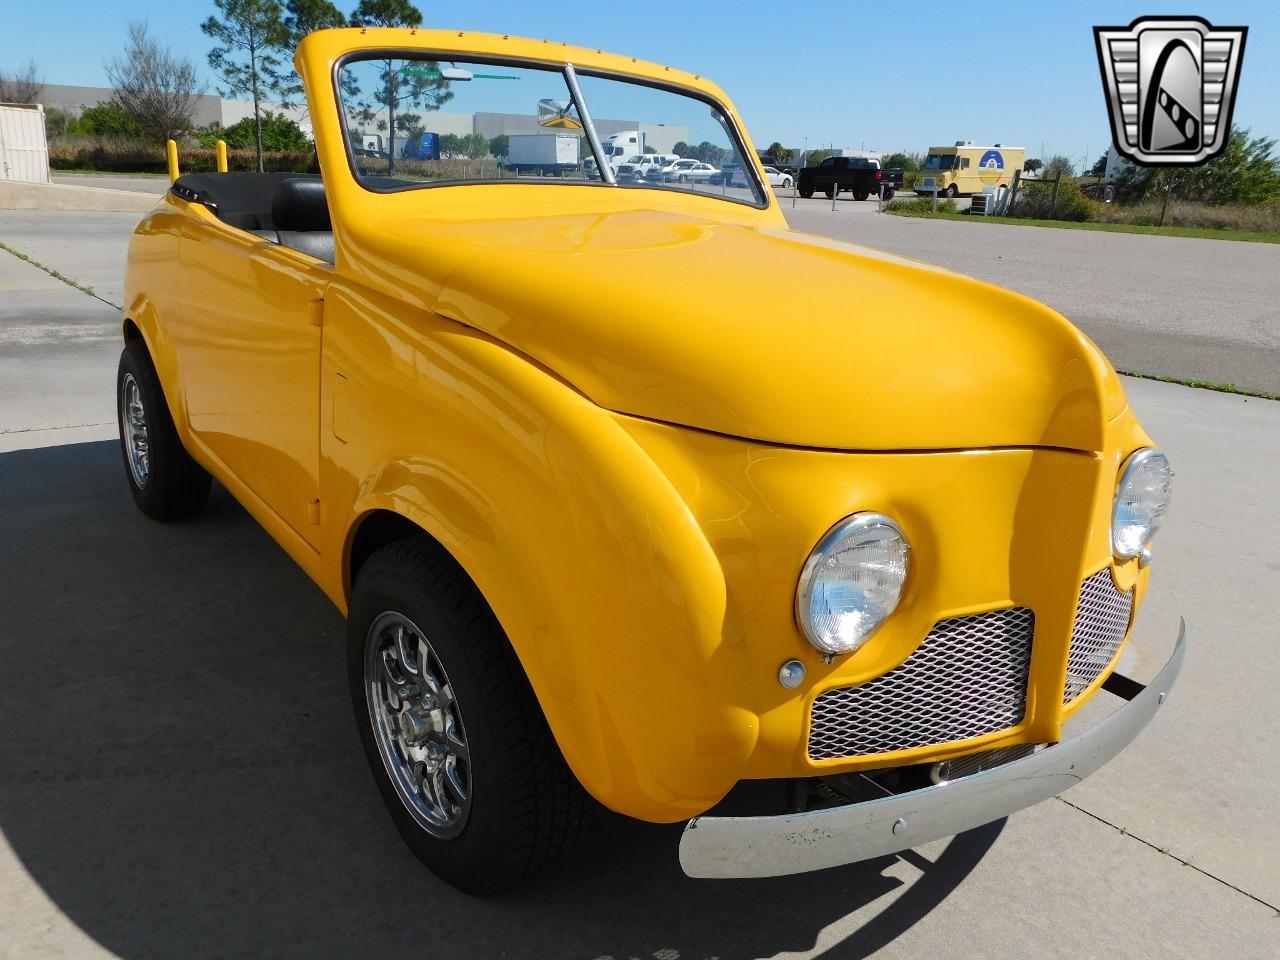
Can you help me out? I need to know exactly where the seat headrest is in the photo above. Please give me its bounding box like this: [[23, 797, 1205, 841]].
[[271, 177, 330, 231]]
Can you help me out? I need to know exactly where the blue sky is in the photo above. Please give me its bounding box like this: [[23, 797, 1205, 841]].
[[3, 0, 1275, 165]]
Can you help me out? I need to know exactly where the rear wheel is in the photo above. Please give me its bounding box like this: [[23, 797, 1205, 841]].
[[348, 537, 588, 896], [117, 338, 210, 520], [853, 189, 869, 201], [799, 185, 814, 198], [824, 185, 836, 199]]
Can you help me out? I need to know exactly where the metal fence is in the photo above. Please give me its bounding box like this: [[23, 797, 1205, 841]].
[[0, 103, 51, 183]]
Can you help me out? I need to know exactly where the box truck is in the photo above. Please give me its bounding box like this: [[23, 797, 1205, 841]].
[[914, 141, 1025, 198], [506, 133, 581, 173]]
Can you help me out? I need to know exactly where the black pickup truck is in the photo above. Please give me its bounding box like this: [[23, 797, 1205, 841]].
[[798, 156, 903, 200]]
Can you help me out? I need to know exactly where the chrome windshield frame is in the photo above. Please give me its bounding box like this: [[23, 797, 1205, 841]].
[[563, 63, 614, 186]]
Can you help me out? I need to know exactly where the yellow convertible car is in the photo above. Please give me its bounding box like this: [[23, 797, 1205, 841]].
[[118, 28, 1181, 894]]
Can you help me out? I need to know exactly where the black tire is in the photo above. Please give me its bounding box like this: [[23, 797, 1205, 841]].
[[824, 185, 836, 199], [799, 185, 814, 199], [348, 538, 588, 896], [853, 189, 869, 201], [117, 338, 211, 520], [678, 174, 689, 183], [883, 189, 895, 200], [946, 184, 959, 199]]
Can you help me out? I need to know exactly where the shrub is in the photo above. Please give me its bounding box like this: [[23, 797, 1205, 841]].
[[353, 155, 500, 181], [69, 101, 149, 140], [48, 140, 316, 173], [1093, 199, 1280, 232], [886, 196, 958, 215], [1113, 127, 1280, 206], [195, 111, 311, 152], [1008, 179, 1093, 221]]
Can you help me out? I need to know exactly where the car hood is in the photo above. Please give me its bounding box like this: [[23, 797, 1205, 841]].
[[389, 208, 1124, 451]]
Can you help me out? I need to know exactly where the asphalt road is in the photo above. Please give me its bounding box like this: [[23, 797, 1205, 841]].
[[1, 207, 1278, 959], [783, 194, 1280, 395]]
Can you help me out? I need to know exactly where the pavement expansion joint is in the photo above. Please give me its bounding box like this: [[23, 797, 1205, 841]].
[[0, 421, 116, 436], [0, 239, 123, 311], [1056, 796, 1280, 916]]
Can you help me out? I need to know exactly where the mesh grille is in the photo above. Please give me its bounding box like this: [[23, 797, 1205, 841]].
[[808, 607, 1034, 760], [1064, 568, 1134, 703]]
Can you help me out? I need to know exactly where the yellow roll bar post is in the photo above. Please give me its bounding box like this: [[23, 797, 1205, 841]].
[[216, 139, 228, 173], [166, 139, 180, 182]]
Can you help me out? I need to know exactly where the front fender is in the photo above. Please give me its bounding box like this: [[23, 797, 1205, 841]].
[[321, 282, 756, 821]]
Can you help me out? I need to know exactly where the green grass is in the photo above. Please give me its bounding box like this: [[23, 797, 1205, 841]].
[[0, 239, 114, 305], [886, 207, 1280, 244], [1117, 370, 1280, 401]]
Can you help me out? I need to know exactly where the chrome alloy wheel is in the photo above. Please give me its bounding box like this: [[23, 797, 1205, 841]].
[[365, 611, 472, 838], [121, 372, 150, 488]]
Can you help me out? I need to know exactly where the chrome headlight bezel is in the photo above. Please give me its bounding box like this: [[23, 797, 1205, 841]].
[[1111, 448, 1172, 560], [795, 512, 911, 658]]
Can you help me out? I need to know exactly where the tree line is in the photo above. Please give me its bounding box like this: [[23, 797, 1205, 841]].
[[0, 0, 427, 173], [203, 0, 427, 170]]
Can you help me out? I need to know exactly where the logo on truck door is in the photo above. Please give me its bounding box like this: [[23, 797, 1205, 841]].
[[1094, 16, 1246, 166]]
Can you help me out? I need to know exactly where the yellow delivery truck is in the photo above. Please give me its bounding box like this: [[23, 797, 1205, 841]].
[[914, 141, 1025, 197]]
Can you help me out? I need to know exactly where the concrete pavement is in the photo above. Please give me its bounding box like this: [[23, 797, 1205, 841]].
[[0, 208, 1277, 959], [0, 233, 120, 449], [51, 174, 171, 196]]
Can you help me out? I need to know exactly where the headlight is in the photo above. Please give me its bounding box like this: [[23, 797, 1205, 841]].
[[796, 513, 910, 657], [1112, 448, 1172, 559]]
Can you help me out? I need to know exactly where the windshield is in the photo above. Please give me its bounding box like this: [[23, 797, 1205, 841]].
[[336, 53, 765, 205], [923, 154, 958, 170]]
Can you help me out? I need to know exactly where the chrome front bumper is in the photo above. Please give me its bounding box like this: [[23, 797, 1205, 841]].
[[679, 620, 1185, 879]]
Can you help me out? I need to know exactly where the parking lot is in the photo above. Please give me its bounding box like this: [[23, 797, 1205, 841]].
[[2, 197, 1278, 959]]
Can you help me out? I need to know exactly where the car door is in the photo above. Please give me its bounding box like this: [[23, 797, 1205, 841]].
[[817, 156, 837, 189], [176, 217, 329, 548]]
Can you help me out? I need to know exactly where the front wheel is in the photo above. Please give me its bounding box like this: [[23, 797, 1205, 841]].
[[853, 189, 869, 201], [824, 185, 836, 199], [946, 184, 959, 199], [781, 177, 792, 189], [348, 538, 588, 895], [117, 338, 210, 520]]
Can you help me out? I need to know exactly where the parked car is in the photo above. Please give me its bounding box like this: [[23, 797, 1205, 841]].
[[122, 27, 1181, 896], [653, 158, 698, 181], [758, 153, 797, 176], [707, 163, 736, 185], [665, 161, 718, 183], [762, 165, 793, 189], [798, 156, 903, 200], [713, 163, 787, 189], [617, 153, 679, 180]]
